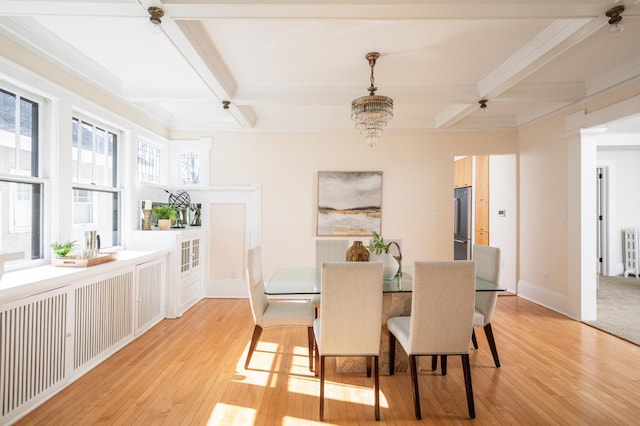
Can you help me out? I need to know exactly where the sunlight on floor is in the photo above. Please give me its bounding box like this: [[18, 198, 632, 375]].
[[232, 338, 390, 423], [207, 403, 256, 425]]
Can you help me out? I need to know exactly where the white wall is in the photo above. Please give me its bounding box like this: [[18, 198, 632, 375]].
[[202, 132, 519, 287], [489, 155, 517, 293], [597, 143, 640, 275], [518, 82, 640, 320]]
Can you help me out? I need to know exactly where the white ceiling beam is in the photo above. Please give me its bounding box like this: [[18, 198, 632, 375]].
[[435, 17, 603, 128], [159, 18, 256, 128]]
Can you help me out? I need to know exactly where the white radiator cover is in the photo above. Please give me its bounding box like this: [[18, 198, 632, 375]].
[[624, 227, 640, 278], [0, 288, 67, 420], [0, 253, 166, 425], [74, 271, 133, 370]]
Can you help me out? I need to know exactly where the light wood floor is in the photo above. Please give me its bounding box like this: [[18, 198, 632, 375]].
[[16, 296, 640, 425]]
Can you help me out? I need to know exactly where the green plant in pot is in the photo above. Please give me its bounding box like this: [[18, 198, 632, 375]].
[[51, 240, 77, 258], [153, 204, 177, 230]]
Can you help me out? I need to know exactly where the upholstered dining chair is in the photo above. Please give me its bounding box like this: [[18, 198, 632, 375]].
[[245, 246, 315, 371], [314, 261, 384, 421], [472, 244, 501, 367], [388, 261, 476, 420], [313, 239, 349, 316], [315, 239, 350, 269]]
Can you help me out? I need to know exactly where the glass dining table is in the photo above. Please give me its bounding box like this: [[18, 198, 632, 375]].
[[265, 266, 505, 374], [265, 266, 506, 295]]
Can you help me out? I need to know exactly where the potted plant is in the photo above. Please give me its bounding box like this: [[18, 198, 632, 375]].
[[153, 204, 177, 230], [51, 240, 77, 258]]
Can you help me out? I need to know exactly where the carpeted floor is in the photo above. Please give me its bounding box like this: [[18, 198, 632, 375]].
[[584, 274, 640, 345]]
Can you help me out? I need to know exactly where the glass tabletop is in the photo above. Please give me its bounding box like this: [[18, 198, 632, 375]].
[[265, 266, 505, 295]]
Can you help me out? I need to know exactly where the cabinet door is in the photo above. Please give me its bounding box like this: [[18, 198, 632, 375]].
[[475, 155, 489, 202], [475, 231, 489, 246], [475, 202, 489, 232], [454, 156, 472, 188], [190, 237, 201, 270], [180, 240, 192, 273]]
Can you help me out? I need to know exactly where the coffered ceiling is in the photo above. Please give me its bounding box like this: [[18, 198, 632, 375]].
[[1, 0, 639, 135]]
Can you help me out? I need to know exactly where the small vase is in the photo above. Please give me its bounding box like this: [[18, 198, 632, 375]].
[[346, 241, 370, 262], [158, 219, 171, 230]]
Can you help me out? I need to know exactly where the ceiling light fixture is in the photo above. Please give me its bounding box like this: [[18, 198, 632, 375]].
[[606, 4, 625, 33], [222, 100, 230, 110], [479, 99, 488, 111], [148, 6, 164, 26], [351, 52, 394, 148]]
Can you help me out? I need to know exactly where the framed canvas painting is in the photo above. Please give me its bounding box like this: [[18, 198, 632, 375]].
[[317, 171, 382, 236]]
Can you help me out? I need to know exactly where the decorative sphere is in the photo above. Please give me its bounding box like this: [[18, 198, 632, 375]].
[[168, 190, 191, 209]]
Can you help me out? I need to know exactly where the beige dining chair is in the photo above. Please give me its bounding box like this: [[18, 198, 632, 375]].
[[388, 260, 476, 420], [313, 239, 349, 315], [245, 246, 315, 370], [472, 244, 501, 367], [314, 261, 384, 421]]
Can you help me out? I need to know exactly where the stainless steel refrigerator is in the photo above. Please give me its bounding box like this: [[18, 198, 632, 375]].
[[454, 186, 472, 260]]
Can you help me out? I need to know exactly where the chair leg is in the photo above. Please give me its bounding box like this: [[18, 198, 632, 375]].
[[320, 355, 326, 421], [484, 323, 501, 367], [471, 328, 479, 349], [431, 355, 437, 371], [374, 355, 380, 421], [244, 325, 263, 369], [409, 355, 421, 420], [389, 333, 396, 375], [366, 356, 372, 377], [314, 337, 320, 377], [441, 355, 448, 376], [461, 354, 476, 418], [307, 326, 314, 371]]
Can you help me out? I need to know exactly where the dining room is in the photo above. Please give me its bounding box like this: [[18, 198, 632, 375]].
[[3, 1, 640, 424]]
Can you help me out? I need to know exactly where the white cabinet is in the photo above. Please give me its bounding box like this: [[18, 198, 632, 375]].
[[131, 229, 206, 318]]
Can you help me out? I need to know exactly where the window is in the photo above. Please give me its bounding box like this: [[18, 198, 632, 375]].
[[71, 115, 120, 248], [137, 139, 161, 184], [0, 86, 43, 262], [180, 151, 200, 185]]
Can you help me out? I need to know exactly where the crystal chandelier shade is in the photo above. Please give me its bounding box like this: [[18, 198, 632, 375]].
[[351, 52, 393, 147]]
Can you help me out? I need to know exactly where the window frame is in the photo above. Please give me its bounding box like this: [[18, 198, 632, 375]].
[[0, 83, 45, 262], [71, 112, 122, 249]]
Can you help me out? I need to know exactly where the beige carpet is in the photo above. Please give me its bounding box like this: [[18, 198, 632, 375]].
[[584, 275, 640, 345]]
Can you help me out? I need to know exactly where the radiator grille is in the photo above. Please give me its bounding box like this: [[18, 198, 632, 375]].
[[74, 272, 133, 369], [0, 291, 67, 417], [136, 260, 163, 333]]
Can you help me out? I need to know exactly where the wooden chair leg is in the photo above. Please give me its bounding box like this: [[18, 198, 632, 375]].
[[409, 355, 421, 420], [471, 328, 479, 349], [484, 323, 501, 367], [441, 355, 448, 376], [374, 355, 380, 421], [320, 355, 326, 421], [389, 333, 396, 375], [314, 337, 320, 377], [461, 354, 476, 418], [244, 325, 263, 369], [431, 355, 437, 371], [366, 356, 372, 377], [307, 326, 314, 371]]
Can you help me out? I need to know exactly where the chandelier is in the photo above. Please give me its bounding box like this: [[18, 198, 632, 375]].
[[351, 52, 394, 147]]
